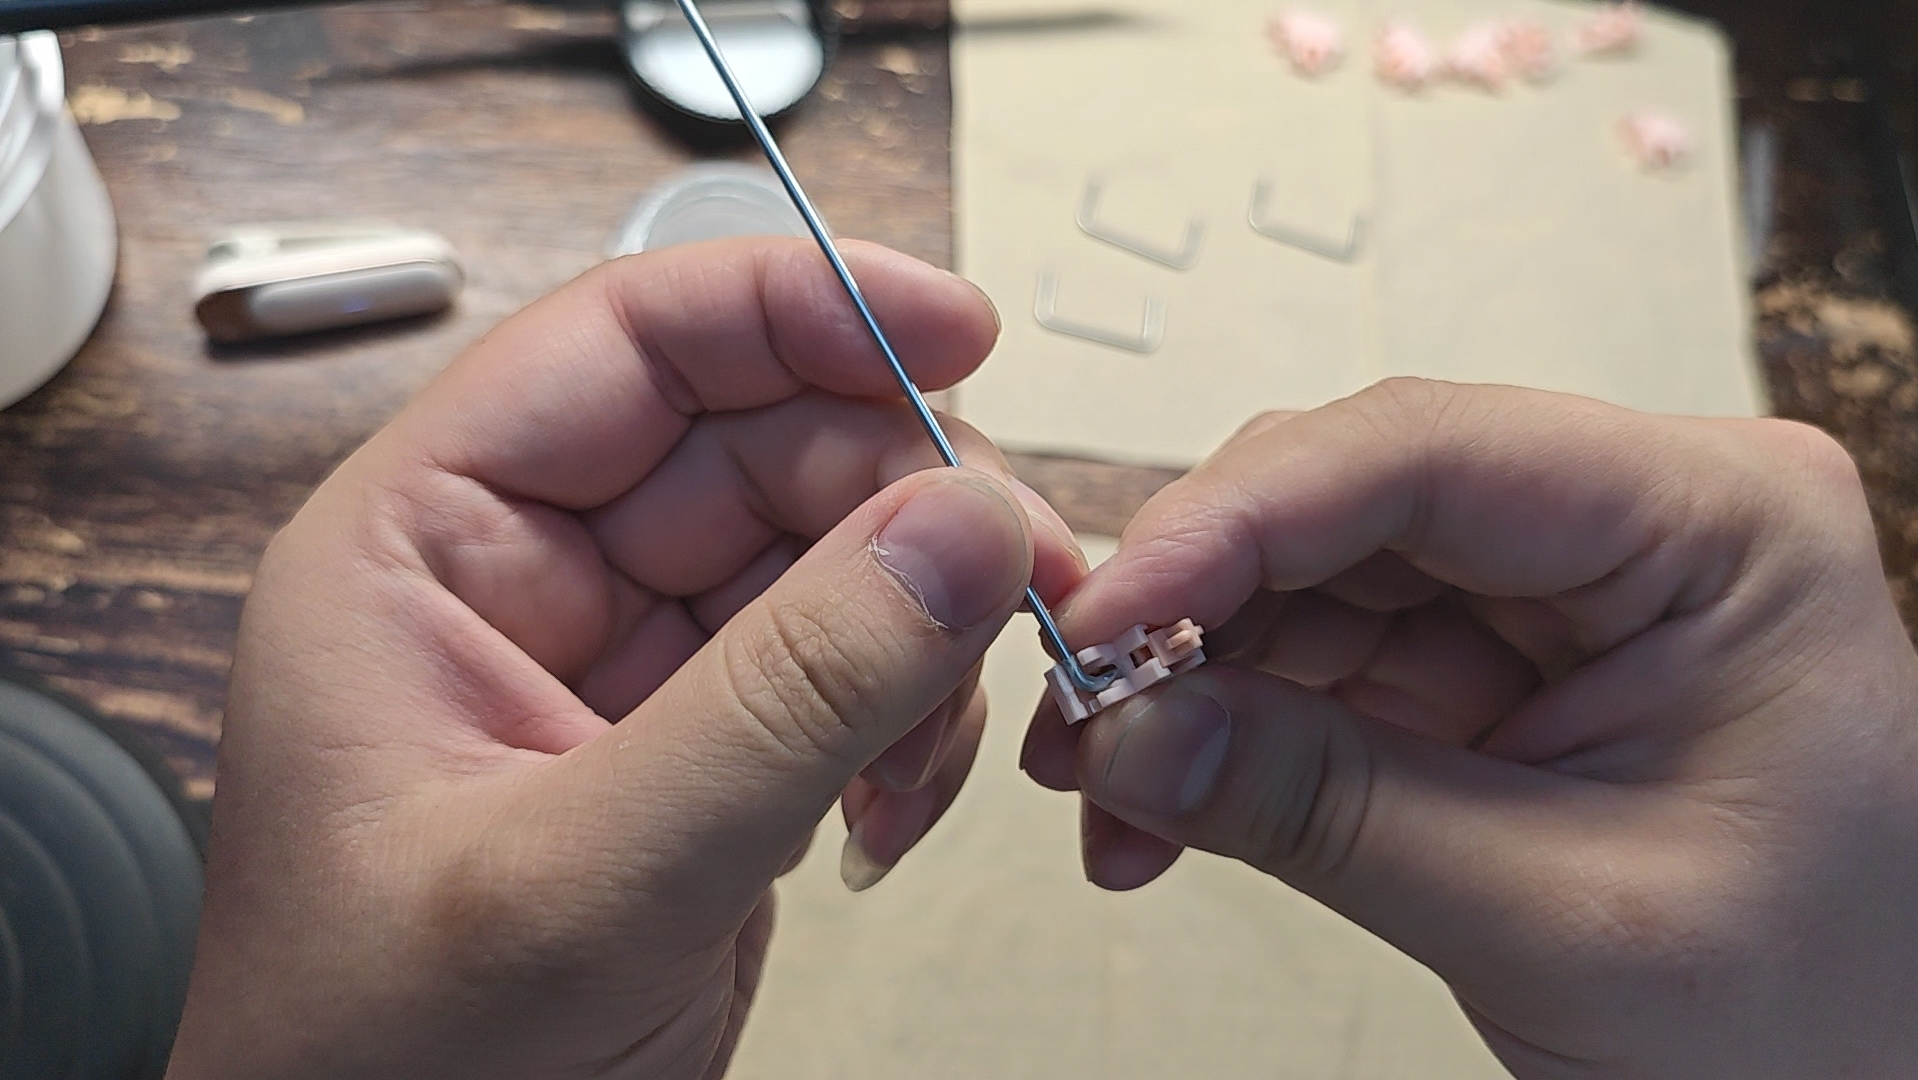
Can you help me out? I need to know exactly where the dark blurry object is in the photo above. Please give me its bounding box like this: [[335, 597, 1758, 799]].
[[0, 0, 334, 34], [621, 0, 836, 130], [0, 678, 202, 1080]]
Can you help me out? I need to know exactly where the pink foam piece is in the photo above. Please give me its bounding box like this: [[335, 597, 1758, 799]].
[[1619, 108, 1690, 169], [1267, 9, 1345, 77], [1375, 21, 1437, 90], [1047, 619, 1208, 725], [1497, 18, 1556, 83], [1444, 21, 1510, 91], [1575, 1, 1644, 56]]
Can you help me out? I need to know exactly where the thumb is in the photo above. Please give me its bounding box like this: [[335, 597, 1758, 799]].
[[1077, 665, 1638, 987], [540, 467, 1031, 926]]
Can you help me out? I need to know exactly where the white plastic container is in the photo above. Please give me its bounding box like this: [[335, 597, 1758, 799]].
[[608, 164, 808, 256], [0, 32, 117, 409]]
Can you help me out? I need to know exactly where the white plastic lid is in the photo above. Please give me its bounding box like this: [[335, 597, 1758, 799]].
[[609, 163, 810, 256]]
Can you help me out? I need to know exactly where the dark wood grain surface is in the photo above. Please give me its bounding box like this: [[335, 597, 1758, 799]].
[[3, 0, 1917, 797], [1686, 0, 1918, 632], [0, 0, 956, 795]]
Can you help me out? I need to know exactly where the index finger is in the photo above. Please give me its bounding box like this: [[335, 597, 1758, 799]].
[[379, 238, 999, 509], [1058, 379, 1831, 655]]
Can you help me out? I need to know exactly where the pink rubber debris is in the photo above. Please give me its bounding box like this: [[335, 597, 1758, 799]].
[[1619, 108, 1690, 168], [1497, 18, 1557, 82], [1047, 619, 1208, 726], [1575, 1, 1644, 56], [1268, 9, 1346, 77], [1445, 21, 1510, 91], [1375, 21, 1437, 90]]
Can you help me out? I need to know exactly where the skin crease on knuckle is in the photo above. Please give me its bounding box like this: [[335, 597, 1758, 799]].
[[1691, 425, 1903, 716], [717, 592, 903, 765]]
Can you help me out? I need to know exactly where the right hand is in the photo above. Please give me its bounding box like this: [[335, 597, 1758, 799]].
[[1022, 380, 1918, 1078]]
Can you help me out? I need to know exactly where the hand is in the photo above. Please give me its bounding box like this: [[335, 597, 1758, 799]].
[[164, 239, 1082, 1080], [1022, 379, 1918, 1078]]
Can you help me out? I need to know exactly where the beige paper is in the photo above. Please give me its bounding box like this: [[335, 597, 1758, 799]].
[[953, 0, 1764, 467], [727, 540, 1510, 1080]]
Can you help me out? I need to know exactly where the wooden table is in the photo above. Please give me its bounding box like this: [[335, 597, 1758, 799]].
[[2, 0, 1915, 798]]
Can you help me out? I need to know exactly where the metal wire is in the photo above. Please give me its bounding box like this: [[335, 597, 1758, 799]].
[[671, 0, 1115, 695]]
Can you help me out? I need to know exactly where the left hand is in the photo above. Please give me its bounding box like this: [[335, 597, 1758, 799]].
[[163, 239, 1082, 1080]]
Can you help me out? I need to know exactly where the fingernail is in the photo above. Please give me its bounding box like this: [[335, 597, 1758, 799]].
[[953, 272, 1001, 334], [841, 819, 892, 892], [839, 786, 939, 892], [874, 475, 1028, 631], [1099, 686, 1230, 819]]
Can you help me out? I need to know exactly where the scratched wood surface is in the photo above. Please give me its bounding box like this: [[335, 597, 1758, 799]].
[[2, 0, 1917, 799]]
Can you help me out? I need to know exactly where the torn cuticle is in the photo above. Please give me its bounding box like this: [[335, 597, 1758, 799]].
[[871, 535, 951, 632]]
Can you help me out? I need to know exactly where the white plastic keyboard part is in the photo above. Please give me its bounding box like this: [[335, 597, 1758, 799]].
[[1046, 619, 1206, 725]]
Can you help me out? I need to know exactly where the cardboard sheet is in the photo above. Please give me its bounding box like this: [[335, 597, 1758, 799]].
[[726, 540, 1509, 1080], [952, 0, 1764, 467]]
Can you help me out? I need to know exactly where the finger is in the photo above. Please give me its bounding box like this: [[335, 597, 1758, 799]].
[[1219, 408, 1302, 449], [526, 468, 1032, 931], [1015, 518, 1100, 795], [575, 537, 805, 723], [1316, 552, 1450, 613], [1223, 591, 1539, 745], [862, 664, 982, 792], [1011, 477, 1088, 606], [1345, 597, 1540, 746], [1060, 379, 1785, 655], [1465, 594, 1585, 679], [572, 401, 1080, 717], [778, 831, 815, 878], [839, 685, 989, 891], [1230, 589, 1389, 688], [1019, 690, 1082, 792], [1073, 664, 1665, 991], [585, 396, 1075, 599], [1081, 799, 1183, 891], [376, 238, 999, 511]]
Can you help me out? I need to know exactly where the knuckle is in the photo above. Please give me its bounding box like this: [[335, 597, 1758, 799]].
[[1719, 419, 1872, 549], [1242, 718, 1376, 881], [1222, 409, 1295, 448], [1339, 379, 1485, 496], [1748, 418, 1862, 489], [1348, 376, 1460, 433], [721, 600, 884, 762]]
